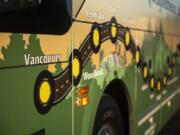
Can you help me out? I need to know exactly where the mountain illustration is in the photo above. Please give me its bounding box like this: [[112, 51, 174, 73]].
[[142, 19, 171, 74]]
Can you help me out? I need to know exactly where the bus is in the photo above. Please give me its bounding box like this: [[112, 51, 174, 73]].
[[0, 0, 180, 135]]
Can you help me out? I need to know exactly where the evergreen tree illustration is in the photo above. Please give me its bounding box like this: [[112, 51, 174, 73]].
[[26, 34, 48, 70], [159, 22, 171, 67], [84, 57, 94, 72], [142, 19, 156, 62], [1, 33, 25, 66], [154, 22, 171, 72], [54, 62, 63, 75], [142, 21, 171, 74], [154, 28, 162, 72], [0, 34, 47, 68], [26, 34, 44, 56], [0, 34, 47, 69]]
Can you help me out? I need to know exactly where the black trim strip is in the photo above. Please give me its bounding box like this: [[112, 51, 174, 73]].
[[74, 0, 87, 18], [32, 128, 45, 135], [73, 19, 180, 37], [0, 61, 70, 70]]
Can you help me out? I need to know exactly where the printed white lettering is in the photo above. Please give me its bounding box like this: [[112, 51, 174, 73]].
[[24, 54, 30, 65], [24, 54, 61, 66], [83, 68, 104, 81]]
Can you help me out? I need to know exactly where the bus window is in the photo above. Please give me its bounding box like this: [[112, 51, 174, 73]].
[[0, 0, 40, 12], [0, 0, 72, 35]]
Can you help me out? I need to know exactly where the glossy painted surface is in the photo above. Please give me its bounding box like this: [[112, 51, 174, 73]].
[[0, 0, 180, 135]]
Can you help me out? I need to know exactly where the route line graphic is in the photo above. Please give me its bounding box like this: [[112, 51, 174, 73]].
[[34, 17, 180, 114]]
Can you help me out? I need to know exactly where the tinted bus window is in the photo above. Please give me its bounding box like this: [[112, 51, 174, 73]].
[[0, 0, 72, 35]]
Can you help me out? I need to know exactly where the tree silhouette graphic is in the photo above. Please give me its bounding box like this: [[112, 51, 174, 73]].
[[1, 33, 25, 66]]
